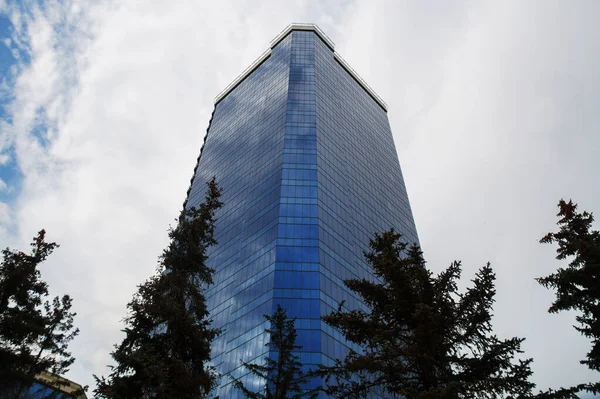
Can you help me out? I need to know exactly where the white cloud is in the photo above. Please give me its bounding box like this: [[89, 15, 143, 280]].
[[1, 0, 599, 394], [0, 201, 9, 221]]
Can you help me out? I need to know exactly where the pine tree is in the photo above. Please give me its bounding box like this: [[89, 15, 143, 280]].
[[94, 178, 223, 399], [231, 305, 318, 399], [536, 199, 600, 396], [0, 230, 80, 398], [319, 230, 534, 399]]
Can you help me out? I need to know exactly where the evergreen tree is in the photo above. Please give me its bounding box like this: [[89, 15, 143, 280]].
[[0, 230, 80, 398], [232, 305, 318, 399], [319, 230, 534, 399], [536, 199, 600, 395], [95, 178, 223, 399]]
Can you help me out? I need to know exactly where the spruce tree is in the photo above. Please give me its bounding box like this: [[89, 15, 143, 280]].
[[536, 199, 600, 396], [320, 230, 534, 399], [231, 305, 318, 399], [0, 230, 80, 398], [95, 178, 223, 399]]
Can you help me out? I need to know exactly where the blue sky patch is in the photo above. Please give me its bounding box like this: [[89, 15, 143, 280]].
[[0, 11, 26, 205]]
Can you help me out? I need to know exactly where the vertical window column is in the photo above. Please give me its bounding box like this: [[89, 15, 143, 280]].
[[274, 31, 321, 386]]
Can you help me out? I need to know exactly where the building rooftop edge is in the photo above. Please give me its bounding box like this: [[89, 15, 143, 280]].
[[213, 24, 388, 111], [270, 23, 335, 50]]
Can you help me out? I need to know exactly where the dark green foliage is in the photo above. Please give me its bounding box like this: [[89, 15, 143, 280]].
[[537, 199, 600, 395], [94, 179, 223, 399], [0, 230, 80, 398], [232, 305, 318, 399], [319, 230, 534, 399]]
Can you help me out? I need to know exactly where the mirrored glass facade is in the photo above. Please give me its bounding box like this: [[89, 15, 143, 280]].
[[184, 26, 419, 399]]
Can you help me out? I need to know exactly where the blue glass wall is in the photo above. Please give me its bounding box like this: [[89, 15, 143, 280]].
[[274, 31, 321, 391], [27, 382, 73, 398], [184, 28, 418, 399], [313, 32, 419, 375]]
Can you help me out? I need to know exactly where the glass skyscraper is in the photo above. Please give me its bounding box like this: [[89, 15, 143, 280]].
[[183, 24, 419, 398]]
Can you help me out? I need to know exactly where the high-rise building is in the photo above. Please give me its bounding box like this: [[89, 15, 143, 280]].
[[183, 24, 419, 398]]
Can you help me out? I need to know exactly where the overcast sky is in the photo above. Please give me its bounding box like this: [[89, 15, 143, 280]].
[[0, 0, 599, 395]]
